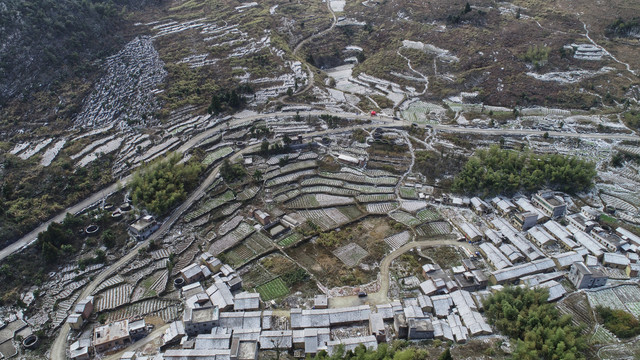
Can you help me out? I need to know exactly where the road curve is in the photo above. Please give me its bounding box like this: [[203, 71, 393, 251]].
[[4, 110, 639, 263], [49, 145, 257, 360], [4, 111, 639, 262], [329, 239, 476, 308]]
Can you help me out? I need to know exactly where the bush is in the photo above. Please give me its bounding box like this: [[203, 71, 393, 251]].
[[521, 45, 550, 68], [596, 306, 640, 338]]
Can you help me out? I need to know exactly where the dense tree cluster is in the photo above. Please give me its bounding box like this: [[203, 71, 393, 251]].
[[207, 84, 254, 115], [451, 146, 596, 196], [595, 306, 640, 338], [484, 287, 586, 360], [129, 152, 203, 216]]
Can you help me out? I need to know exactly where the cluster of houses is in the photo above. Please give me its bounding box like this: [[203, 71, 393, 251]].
[[453, 190, 640, 294], [68, 294, 150, 360]]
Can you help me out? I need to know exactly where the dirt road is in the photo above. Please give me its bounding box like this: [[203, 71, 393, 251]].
[[329, 239, 476, 308]]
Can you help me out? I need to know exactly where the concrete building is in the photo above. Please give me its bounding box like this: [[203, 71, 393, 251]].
[[128, 319, 147, 341], [234, 292, 261, 311], [314, 295, 328, 309], [626, 263, 640, 277], [616, 227, 640, 247], [183, 306, 220, 336], [369, 313, 386, 342], [67, 313, 84, 330], [602, 253, 630, 269], [568, 262, 607, 289], [253, 210, 271, 226], [93, 320, 131, 353], [456, 222, 483, 242], [74, 296, 94, 319], [567, 213, 596, 233], [552, 251, 585, 270], [129, 215, 160, 240], [478, 243, 512, 270], [592, 230, 627, 252], [532, 191, 566, 218], [490, 258, 556, 285], [470, 197, 490, 214], [513, 212, 538, 231], [180, 263, 205, 284]]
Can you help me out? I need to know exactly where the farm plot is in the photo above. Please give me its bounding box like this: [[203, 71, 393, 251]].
[[556, 293, 596, 330], [301, 178, 344, 187], [278, 232, 304, 247], [265, 169, 316, 187], [271, 183, 298, 197], [297, 208, 350, 231], [333, 243, 369, 267], [184, 190, 235, 222], [366, 202, 398, 214], [202, 146, 233, 166], [590, 325, 619, 344], [587, 288, 627, 311], [400, 200, 427, 213], [357, 193, 396, 203], [338, 205, 364, 221], [223, 232, 274, 268], [343, 183, 395, 194], [286, 194, 354, 209], [416, 208, 441, 222], [238, 185, 260, 201], [612, 285, 640, 318], [319, 171, 398, 186], [384, 231, 411, 250], [106, 298, 180, 322], [255, 277, 289, 301], [209, 222, 255, 255], [219, 215, 244, 236], [274, 189, 301, 203], [301, 186, 359, 196], [389, 211, 421, 227], [264, 160, 318, 180], [95, 284, 134, 312], [266, 153, 300, 166], [218, 202, 242, 217], [415, 221, 452, 237], [600, 193, 637, 213], [399, 187, 419, 199]]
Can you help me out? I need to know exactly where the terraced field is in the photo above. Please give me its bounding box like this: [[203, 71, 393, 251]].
[[416, 208, 442, 221], [202, 146, 233, 166], [286, 194, 354, 209], [297, 208, 351, 231], [184, 190, 235, 222], [223, 231, 275, 268], [415, 221, 452, 237], [209, 222, 255, 255], [366, 202, 398, 214], [356, 193, 396, 203], [300, 186, 359, 196], [389, 211, 421, 227], [266, 169, 316, 187], [399, 187, 419, 199]]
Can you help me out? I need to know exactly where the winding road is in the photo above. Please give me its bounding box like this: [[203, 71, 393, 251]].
[[5, 110, 640, 263]]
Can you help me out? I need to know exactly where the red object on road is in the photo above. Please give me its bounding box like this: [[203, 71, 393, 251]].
[[370, 111, 377, 116]]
